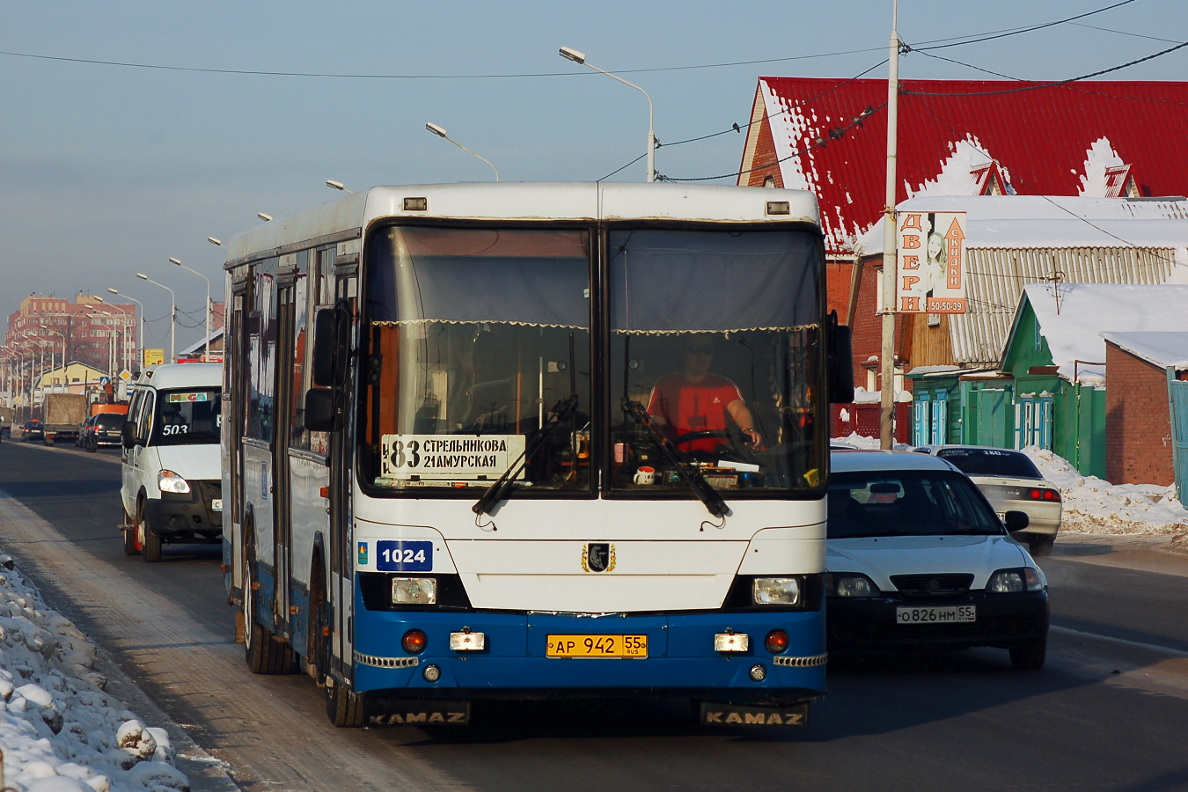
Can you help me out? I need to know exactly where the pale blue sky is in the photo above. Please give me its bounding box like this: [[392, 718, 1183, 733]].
[[2, 0, 1184, 348]]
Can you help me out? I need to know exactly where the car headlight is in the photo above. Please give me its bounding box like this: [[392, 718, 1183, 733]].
[[825, 573, 880, 598], [157, 469, 192, 494], [752, 577, 802, 606], [987, 567, 1044, 593]]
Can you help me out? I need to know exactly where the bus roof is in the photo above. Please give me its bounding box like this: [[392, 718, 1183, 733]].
[[225, 182, 820, 267]]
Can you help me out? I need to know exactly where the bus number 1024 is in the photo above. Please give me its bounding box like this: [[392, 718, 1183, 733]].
[[376, 540, 433, 572]]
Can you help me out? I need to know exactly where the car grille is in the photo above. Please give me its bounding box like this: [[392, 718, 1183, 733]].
[[890, 574, 974, 598]]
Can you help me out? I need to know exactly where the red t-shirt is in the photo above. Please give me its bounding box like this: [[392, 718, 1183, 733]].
[[646, 373, 744, 452]]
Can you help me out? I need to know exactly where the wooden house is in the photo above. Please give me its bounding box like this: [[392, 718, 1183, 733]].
[[995, 285, 1188, 477]]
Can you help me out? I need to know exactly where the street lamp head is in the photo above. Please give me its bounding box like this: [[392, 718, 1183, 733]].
[[136, 273, 148, 280], [326, 179, 352, 192], [207, 237, 223, 247], [426, 122, 448, 138], [107, 288, 121, 296], [169, 257, 182, 266], [258, 213, 273, 222], [559, 46, 586, 65]]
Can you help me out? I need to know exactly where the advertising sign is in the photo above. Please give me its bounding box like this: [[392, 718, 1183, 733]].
[[895, 211, 968, 314]]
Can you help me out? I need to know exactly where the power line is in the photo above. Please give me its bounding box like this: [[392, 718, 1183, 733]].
[[910, 0, 1138, 53], [901, 39, 1188, 97]]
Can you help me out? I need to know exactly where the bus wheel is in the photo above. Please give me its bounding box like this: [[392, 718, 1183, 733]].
[[326, 675, 365, 728], [138, 500, 162, 563], [243, 540, 295, 675], [121, 506, 141, 556]]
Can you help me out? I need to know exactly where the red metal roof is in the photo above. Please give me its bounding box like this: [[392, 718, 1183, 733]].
[[740, 78, 1188, 255]]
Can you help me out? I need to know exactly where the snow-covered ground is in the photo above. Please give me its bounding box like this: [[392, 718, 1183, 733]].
[[2, 441, 1187, 791], [0, 553, 189, 792]]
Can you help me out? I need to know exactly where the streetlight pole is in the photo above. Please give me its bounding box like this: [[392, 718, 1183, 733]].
[[85, 306, 117, 377], [559, 46, 655, 183], [135, 273, 178, 365], [108, 288, 145, 371], [170, 257, 211, 361], [39, 325, 66, 392], [424, 123, 501, 181]]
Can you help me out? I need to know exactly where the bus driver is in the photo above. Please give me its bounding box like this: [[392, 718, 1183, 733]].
[[646, 334, 762, 454]]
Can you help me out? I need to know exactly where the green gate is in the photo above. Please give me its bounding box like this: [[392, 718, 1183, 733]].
[[1168, 373, 1188, 505]]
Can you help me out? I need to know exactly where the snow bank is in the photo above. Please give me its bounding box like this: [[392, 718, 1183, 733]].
[[0, 553, 189, 792]]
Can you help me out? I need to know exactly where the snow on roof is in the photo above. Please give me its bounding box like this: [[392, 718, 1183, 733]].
[[1101, 331, 1188, 370], [744, 77, 1188, 257], [1023, 284, 1188, 380], [861, 195, 1188, 256]]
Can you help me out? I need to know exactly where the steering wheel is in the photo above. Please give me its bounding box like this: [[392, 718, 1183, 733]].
[[671, 430, 732, 449]]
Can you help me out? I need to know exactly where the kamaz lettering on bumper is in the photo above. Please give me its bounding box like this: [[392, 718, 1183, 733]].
[[699, 701, 809, 727]]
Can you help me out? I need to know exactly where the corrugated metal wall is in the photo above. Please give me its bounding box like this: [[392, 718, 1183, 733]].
[[948, 247, 1175, 368]]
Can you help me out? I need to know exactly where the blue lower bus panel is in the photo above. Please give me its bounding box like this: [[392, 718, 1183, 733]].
[[350, 606, 827, 706]]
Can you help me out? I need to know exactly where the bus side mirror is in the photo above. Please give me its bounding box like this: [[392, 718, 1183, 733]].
[[312, 305, 350, 387], [304, 387, 342, 432], [827, 311, 855, 404]]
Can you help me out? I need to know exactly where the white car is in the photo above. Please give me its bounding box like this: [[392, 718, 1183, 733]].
[[914, 444, 1062, 557], [826, 450, 1049, 670]]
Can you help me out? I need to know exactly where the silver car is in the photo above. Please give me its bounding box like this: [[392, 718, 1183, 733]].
[[914, 445, 1061, 557]]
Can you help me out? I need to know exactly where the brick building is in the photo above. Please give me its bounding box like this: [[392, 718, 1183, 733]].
[[1103, 332, 1188, 487]]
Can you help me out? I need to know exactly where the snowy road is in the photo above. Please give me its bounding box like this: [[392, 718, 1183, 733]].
[[3, 442, 1188, 792]]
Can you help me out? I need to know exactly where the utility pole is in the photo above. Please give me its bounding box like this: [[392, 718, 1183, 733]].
[[880, 0, 901, 449]]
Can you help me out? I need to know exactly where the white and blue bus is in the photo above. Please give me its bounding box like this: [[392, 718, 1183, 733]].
[[221, 182, 853, 727]]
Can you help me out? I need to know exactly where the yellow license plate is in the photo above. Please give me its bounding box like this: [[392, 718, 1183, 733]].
[[546, 634, 648, 658]]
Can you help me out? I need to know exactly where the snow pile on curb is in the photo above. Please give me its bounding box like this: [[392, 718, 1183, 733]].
[[1027, 448, 1188, 538], [0, 553, 189, 792]]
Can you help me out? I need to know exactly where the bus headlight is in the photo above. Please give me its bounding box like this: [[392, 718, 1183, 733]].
[[157, 469, 191, 494], [752, 577, 802, 606], [392, 577, 437, 605]]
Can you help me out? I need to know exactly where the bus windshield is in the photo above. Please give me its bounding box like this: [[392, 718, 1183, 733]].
[[608, 228, 825, 494], [361, 226, 593, 493]]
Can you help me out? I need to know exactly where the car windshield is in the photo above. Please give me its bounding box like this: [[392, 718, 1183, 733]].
[[935, 448, 1042, 479], [828, 469, 1006, 539], [96, 414, 125, 429]]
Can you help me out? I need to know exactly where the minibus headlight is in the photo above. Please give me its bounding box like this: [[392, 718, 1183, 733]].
[[752, 577, 802, 606], [157, 469, 191, 494]]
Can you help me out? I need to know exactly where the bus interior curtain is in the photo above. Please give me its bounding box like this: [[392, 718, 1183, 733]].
[[608, 230, 818, 333]]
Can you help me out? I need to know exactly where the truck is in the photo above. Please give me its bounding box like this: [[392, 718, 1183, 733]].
[[42, 393, 88, 446], [0, 405, 12, 440]]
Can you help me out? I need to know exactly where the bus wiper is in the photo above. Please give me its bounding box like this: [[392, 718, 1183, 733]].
[[620, 397, 728, 519], [472, 394, 578, 516]]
